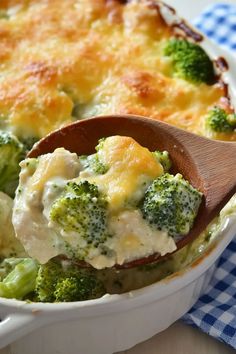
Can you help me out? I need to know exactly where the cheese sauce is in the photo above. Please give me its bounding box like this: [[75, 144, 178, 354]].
[[13, 136, 179, 268]]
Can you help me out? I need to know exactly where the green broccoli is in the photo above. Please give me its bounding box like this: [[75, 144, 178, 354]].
[[0, 131, 26, 197], [79, 154, 108, 175], [79, 138, 108, 175], [35, 260, 106, 302], [50, 180, 109, 250], [140, 173, 202, 238], [153, 150, 172, 172], [54, 275, 105, 302], [164, 38, 215, 84], [0, 258, 25, 280], [206, 107, 236, 133], [34, 260, 61, 302], [0, 258, 39, 300]]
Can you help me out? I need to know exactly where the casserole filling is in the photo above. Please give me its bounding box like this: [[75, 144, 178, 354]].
[[0, 135, 203, 302], [12, 136, 201, 270]]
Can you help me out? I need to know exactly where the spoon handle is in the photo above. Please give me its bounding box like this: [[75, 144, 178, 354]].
[[169, 128, 236, 217], [148, 119, 236, 249]]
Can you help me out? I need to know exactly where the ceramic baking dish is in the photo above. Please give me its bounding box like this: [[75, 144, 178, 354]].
[[0, 2, 236, 353], [0, 213, 235, 354]]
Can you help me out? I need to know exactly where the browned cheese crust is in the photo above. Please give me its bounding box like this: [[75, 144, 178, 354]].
[[0, 0, 235, 140]]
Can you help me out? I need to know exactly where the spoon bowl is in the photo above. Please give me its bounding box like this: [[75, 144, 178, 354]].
[[29, 115, 236, 268]]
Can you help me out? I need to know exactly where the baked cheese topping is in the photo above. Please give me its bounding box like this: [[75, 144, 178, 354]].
[[0, 0, 234, 140], [80, 136, 163, 210]]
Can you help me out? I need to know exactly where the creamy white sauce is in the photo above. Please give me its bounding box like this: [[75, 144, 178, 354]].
[[97, 194, 236, 294], [12, 140, 178, 269], [12, 148, 81, 263], [88, 209, 176, 269], [0, 192, 25, 258]]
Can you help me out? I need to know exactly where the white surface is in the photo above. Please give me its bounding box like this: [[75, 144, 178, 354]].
[[0, 322, 235, 354], [121, 322, 235, 354]]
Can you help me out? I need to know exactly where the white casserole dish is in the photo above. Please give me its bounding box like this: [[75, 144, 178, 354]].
[[0, 2, 236, 353], [0, 215, 236, 354]]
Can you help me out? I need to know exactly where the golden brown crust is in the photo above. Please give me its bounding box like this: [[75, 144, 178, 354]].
[[0, 0, 234, 140]]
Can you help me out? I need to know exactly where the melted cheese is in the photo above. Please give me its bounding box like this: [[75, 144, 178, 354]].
[[81, 136, 163, 210], [27, 148, 80, 194], [88, 210, 176, 269], [12, 137, 175, 267], [0, 0, 234, 140]]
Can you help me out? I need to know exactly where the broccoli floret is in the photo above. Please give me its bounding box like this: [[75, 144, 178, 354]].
[[140, 173, 202, 238], [0, 131, 26, 197], [153, 150, 172, 172], [80, 154, 108, 175], [0, 258, 39, 300], [50, 181, 109, 248], [35, 260, 61, 302], [35, 260, 105, 302], [54, 275, 105, 302], [164, 38, 215, 84], [206, 107, 236, 133], [79, 138, 108, 175]]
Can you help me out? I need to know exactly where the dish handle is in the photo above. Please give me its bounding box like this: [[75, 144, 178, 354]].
[[0, 312, 42, 349]]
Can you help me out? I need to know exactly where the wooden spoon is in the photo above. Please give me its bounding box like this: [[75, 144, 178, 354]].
[[28, 115, 236, 268]]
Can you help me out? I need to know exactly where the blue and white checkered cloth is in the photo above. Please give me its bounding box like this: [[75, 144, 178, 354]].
[[195, 3, 236, 53], [182, 3, 236, 349]]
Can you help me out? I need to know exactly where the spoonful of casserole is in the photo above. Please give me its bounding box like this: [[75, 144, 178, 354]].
[[12, 115, 236, 269]]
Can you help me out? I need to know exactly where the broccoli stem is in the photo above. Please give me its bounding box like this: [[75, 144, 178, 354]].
[[0, 258, 39, 299], [0, 258, 26, 281]]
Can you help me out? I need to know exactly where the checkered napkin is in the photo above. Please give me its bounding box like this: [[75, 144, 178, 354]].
[[182, 4, 236, 349], [194, 3, 236, 53]]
